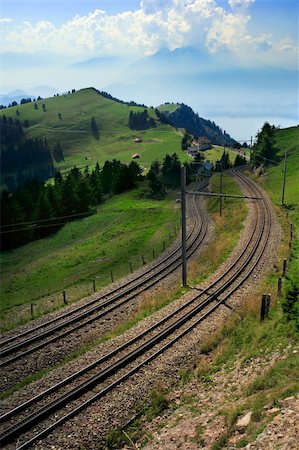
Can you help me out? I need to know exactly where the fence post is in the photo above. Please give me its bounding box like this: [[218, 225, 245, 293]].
[[282, 258, 287, 277], [260, 293, 267, 321], [290, 223, 293, 242], [153, 249, 155, 259], [163, 241, 166, 251], [265, 294, 271, 318], [277, 277, 282, 297], [129, 262, 133, 273], [63, 290, 67, 305], [110, 270, 114, 283], [142, 254, 146, 265], [31, 303, 34, 317], [93, 279, 96, 292]]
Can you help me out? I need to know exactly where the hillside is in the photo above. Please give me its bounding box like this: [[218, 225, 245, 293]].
[[1, 88, 184, 179], [157, 103, 237, 147]]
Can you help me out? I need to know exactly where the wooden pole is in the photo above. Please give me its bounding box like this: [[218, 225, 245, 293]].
[[181, 165, 187, 287], [219, 161, 223, 217], [281, 149, 287, 206], [260, 293, 267, 321], [282, 258, 287, 277], [265, 294, 271, 318], [277, 277, 282, 296]]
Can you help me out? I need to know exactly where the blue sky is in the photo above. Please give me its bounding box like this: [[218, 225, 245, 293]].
[[1, 1, 141, 24], [0, 0, 298, 138]]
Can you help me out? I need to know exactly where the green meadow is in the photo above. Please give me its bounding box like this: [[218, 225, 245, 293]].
[[3, 88, 186, 172], [203, 145, 238, 164], [0, 187, 180, 329]]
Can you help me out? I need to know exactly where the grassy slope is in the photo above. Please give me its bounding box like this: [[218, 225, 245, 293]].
[[258, 127, 299, 286], [203, 145, 238, 164], [0, 187, 180, 330], [3, 88, 186, 172], [184, 126, 299, 446], [157, 103, 179, 113]]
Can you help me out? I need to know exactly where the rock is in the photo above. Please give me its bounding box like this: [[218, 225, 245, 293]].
[[284, 396, 295, 402], [268, 407, 280, 414], [237, 411, 253, 429]]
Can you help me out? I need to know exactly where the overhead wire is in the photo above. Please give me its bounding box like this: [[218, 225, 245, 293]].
[[0, 217, 179, 236]]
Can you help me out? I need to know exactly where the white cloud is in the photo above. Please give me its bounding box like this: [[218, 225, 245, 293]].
[[275, 37, 298, 52], [228, 0, 254, 9], [0, 0, 297, 69], [0, 18, 13, 24]]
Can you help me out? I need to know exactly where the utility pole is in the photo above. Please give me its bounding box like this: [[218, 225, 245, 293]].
[[179, 177, 261, 286], [181, 165, 187, 287], [219, 160, 223, 216], [281, 148, 287, 206], [251, 136, 253, 148]]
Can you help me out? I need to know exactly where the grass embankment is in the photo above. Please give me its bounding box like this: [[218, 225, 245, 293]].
[[3, 88, 185, 172], [173, 127, 299, 448], [0, 187, 180, 330], [188, 171, 247, 284]]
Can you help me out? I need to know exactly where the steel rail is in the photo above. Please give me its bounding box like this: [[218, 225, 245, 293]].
[[0, 170, 272, 449], [0, 184, 260, 423], [0, 180, 208, 351], [0, 183, 209, 366]]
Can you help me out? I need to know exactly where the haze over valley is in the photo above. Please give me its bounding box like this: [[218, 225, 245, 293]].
[[1, 0, 298, 140]]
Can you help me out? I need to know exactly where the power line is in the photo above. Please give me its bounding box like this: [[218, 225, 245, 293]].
[[0, 210, 94, 229], [0, 218, 178, 236]]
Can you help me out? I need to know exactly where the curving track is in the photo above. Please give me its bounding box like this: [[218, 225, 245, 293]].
[[0, 169, 274, 450], [0, 181, 210, 377]]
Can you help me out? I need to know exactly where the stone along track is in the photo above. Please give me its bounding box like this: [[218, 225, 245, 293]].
[[0, 170, 272, 449], [0, 181, 210, 387]]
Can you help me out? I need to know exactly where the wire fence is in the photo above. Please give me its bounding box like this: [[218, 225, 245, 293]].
[[1, 222, 181, 332]]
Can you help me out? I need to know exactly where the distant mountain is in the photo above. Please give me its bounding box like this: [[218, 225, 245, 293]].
[[0, 90, 33, 106], [157, 103, 237, 147], [0, 86, 58, 107], [69, 55, 126, 70], [130, 46, 213, 76]]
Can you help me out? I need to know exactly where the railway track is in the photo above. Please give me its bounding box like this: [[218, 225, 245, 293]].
[[0, 170, 273, 449], [0, 180, 209, 372]]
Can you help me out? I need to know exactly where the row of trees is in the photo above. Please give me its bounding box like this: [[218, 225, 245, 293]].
[[213, 150, 246, 171], [1, 160, 142, 251], [0, 90, 77, 110], [129, 110, 156, 130]]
